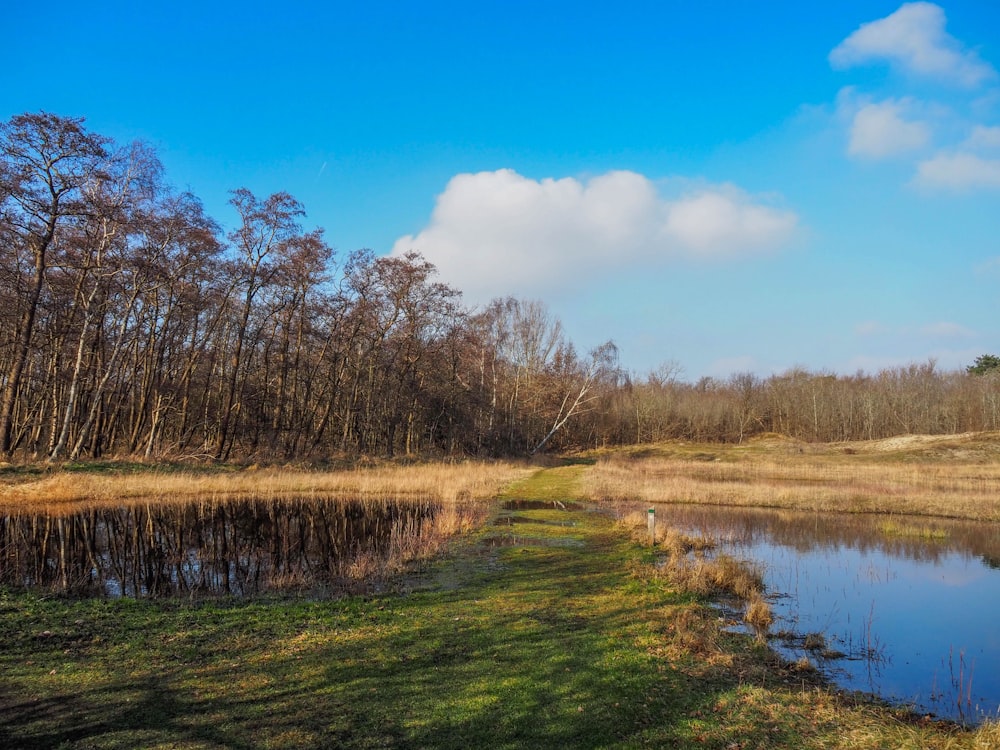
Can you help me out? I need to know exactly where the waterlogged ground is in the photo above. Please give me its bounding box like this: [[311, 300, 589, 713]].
[[652, 503, 1000, 725], [1, 465, 998, 748]]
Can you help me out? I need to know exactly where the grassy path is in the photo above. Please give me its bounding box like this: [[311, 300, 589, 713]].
[[0, 466, 992, 748]]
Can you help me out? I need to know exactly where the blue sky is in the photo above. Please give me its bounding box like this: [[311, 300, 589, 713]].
[[5, 1, 999, 379]]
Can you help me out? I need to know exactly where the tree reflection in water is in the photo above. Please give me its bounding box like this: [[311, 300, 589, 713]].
[[0, 497, 436, 597], [651, 503, 1000, 564]]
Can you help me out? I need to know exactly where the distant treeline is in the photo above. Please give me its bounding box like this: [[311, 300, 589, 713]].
[[2, 112, 998, 461]]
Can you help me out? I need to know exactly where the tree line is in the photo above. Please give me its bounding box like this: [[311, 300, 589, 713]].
[[2, 112, 998, 462]]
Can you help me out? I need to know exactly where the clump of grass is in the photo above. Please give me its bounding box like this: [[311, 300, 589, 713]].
[[699, 554, 764, 600], [803, 632, 827, 651], [878, 520, 949, 540], [793, 655, 816, 673], [744, 593, 773, 638]]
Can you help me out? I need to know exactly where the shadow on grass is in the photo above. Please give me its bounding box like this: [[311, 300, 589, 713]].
[[0, 672, 263, 749]]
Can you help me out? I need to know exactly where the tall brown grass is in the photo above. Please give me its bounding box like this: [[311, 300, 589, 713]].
[[586, 443, 1000, 521], [0, 461, 532, 513], [620, 510, 773, 638]]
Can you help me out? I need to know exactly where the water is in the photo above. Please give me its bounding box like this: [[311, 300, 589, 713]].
[[0, 497, 436, 598], [653, 503, 1000, 725]]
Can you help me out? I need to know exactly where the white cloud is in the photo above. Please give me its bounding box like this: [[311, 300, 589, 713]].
[[391, 169, 797, 302], [829, 2, 996, 87], [910, 122, 1000, 190], [660, 189, 799, 252], [913, 151, 1000, 189], [964, 125, 1000, 150], [847, 99, 930, 158], [920, 321, 976, 338]]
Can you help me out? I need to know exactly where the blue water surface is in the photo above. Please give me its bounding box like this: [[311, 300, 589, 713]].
[[653, 504, 1000, 725]]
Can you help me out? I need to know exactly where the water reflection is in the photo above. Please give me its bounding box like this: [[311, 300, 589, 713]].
[[0, 497, 436, 598], [653, 503, 1000, 725]]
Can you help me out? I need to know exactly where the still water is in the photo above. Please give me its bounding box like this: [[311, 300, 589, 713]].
[[653, 503, 1000, 725], [0, 498, 436, 598]]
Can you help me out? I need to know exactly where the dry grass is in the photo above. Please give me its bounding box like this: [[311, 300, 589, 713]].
[[585, 435, 1000, 521], [616, 507, 716, 551], [622, 508, 774, 643], [648, 601, 728, 667], [0, 461, 533, 514], [620, 509, 765, 599], [704, 681, 1000, 750], [878, 520, 950, 539], [744, 593, 774, 634], [972, 721, 1000, 749]]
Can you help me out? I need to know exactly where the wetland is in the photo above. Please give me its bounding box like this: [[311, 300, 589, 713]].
[[0, 497, 441, 598], [2, 444, 1000, 748], [651, 503, 1000, 725]]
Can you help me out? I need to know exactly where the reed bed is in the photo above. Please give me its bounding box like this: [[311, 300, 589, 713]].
[[586, 446, 1000, 521], [0, 461, 533, 513]]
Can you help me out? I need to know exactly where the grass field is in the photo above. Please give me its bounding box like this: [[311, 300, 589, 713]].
[[1, 441, 999, 747], [583, 432, 1000, 521], [0, 460, 532, 511]]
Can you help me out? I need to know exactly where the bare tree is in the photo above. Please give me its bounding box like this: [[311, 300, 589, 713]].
[[48, 141, 162, 460], [215, 189, 304, 460], [0, 113, 109, 456]]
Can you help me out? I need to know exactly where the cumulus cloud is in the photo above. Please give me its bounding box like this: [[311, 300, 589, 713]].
[[829, 2, 996, 87], [830, 10, 1000, 187], [913, 151, 1000, 189], [660, 189, 798, 251], [847, 99, 931, 158], [390, 169, 797, 302]]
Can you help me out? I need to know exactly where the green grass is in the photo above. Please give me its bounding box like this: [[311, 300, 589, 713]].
[[0, 465, 993, 748]]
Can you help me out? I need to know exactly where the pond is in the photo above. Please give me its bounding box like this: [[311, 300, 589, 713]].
[[0, 497, 437, 598], [652, 503, 1000, 726]]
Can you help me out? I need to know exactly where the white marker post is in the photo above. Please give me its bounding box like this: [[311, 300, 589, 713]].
[[647, 507, 655, 546]]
